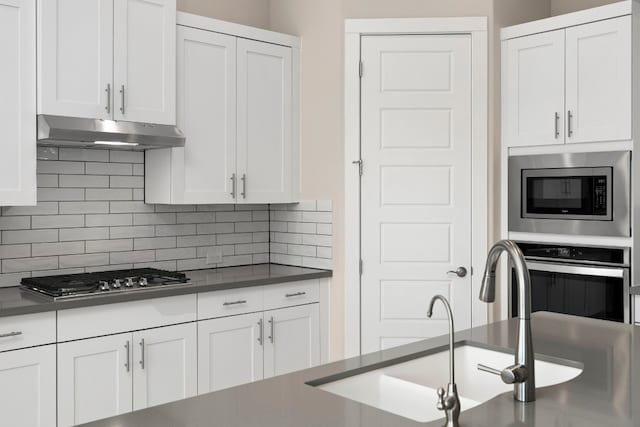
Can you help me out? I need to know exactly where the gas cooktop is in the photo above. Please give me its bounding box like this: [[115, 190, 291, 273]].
[[20, 268, 190, 300]]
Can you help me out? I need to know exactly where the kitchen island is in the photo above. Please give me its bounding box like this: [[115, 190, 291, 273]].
[[80, 312, 638, 426]]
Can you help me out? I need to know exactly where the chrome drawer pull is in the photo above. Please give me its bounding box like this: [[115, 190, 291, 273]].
[[285, 292, 306, 298], [268, 316, 274, 343], [124, 340, 131, 372], [223, 300, 247, 306], [0, 331, 22, 338], [257, 318, 263, 346], [139, 339, 145, 370]]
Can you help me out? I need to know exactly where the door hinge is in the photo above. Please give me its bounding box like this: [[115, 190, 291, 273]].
[[359, 259, 363, 276], [352, 159, 363, 176], [359, 60, 363, 78]]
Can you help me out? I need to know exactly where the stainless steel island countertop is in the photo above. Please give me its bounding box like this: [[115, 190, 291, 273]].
[[0, 264, 332, 318], [79, 312, 639, 427]]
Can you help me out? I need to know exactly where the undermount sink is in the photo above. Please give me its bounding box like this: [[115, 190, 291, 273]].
[[315, 344, 583, 423]]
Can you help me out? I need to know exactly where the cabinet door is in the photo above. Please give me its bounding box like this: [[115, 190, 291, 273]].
[[132, 323, 197, 410], [113, 0, 176, 125], [0, 0, 36, 206], [174, 26, 236, 204], [565, 16, 631, 143], [37, 0, 113, 119], [264, 304, 319, 378], [0, 345, 56, 427], [198, 312, 264, 394], [237, 39, 293, 203], [503, 30, 565, 147], [58, 333, 133, 427]]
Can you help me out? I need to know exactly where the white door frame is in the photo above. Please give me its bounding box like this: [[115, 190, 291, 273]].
[[344, 17, 489, 357]]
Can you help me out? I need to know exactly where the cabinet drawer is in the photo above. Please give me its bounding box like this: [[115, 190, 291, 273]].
[[263, 280, 319, 310], [0, 312, 56, 353], [58, 295, 197, 342], [198, 286, 263, 320]]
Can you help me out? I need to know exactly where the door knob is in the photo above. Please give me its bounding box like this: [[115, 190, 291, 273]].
[[447, 267, 468, 278]]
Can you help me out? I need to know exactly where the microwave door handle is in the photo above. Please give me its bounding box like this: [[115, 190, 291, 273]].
[[526, 261, 626, 279]]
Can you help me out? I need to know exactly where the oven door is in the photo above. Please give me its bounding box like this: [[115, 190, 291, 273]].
[[511, 261, 630, 323]]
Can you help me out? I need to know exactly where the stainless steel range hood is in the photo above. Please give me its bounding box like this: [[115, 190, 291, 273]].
[[37, 115, 185, 150]]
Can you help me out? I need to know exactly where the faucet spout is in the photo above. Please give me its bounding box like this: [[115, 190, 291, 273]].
[[428, 295, 460, 426], [478, 240, 536, 402]]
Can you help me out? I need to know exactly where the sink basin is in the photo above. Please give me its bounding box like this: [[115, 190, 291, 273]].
[[315, 344, 583, 423]]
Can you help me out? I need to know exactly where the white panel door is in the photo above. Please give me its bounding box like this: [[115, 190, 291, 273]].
[[0, 345, 56, 427], [132, 323, 197, 410], [263, 304, 319, 378], [58, 333, 133, 427], [197, 312, 264, 394], [360, 35, 473, 353], [503, 30, 565, 147], [0, 0, 36, 206], [237, 39, 292, 204], [37, 0, 113, 119], [114, 0, 176, 125], [173, 26, 237, 204], [565, 16, 631, 144]]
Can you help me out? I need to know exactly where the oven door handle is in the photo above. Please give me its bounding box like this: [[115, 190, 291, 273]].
[[526, 261, 626, 279]]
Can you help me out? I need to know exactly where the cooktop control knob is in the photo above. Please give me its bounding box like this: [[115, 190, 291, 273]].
[[125, 278, 135, 288], [139, 277, 148, 287], [112, 279, 122, 289], [99, 281, 110, 291]]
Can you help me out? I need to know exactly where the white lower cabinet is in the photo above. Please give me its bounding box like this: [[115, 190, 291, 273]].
[[264, 304, 320, 378], [133, 323, 197, 410], [58, 323, 197, 426], [198, 312, 264, 393], [0, 345, 56, 427], [58, 333, 133, 427]]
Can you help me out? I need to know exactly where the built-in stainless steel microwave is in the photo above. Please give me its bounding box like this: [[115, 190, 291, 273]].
[[509, 151, 631, 237]]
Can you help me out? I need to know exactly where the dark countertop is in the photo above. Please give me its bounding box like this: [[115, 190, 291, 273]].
[[0, 264, 332, 318], [80, 312, 640, 427]]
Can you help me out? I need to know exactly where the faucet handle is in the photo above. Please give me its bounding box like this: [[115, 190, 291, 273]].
[[478, 363, 528, 384], [436, 387, 446, 410]]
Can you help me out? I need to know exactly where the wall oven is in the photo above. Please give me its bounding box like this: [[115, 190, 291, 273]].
[[508, 151, 631, 237], [511, 242, 630, 323]]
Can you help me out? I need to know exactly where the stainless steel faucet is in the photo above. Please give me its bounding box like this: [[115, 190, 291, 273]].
[[477, 239, 536, 402], [427, 295, 460, 427]]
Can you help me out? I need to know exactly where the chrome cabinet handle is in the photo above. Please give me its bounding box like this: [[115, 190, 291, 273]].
[[447, 267, 468, 278], [567, 110, 573, 137], [139, 339, 145, 370], [257, 318, 263, 346], [240, 174, 246, 199], [223, 300, 247, 306], [230, 174, 236, 198], [268, 316, 274, 343], [285, 291, 306, 298], [105, 84, 111, 114], [0, 331, 22, 338], [124, 340, 130, 372], [554, 112, 559, 138], [120, 85, 126, 114]]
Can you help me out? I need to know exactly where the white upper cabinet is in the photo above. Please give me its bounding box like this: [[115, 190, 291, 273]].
[[503, 29, 565, 148], [503, 12, 633, 148], [132, 323, 197, 410], [565, 16, 631, 144], [237, 39, 293, 204], [0, 345, 56, 427], [0, 0, 36, 206], [38, 0, 113, 120], [38, 0, 176, 125], [146, 17, 300, 205], [113, 0, 176, 124]]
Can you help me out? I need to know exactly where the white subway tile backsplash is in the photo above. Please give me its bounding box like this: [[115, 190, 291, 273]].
[[0, 152, 329, 284]]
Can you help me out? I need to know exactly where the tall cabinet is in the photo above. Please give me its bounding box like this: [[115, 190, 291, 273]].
[[37, 0, 176, 125], [0, 0, 36, 206], [146, 13, 301, 204]]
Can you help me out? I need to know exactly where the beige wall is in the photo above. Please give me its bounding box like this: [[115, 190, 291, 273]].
[[177, 0, 271, 28], [551, 0, 619, 16]]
